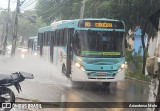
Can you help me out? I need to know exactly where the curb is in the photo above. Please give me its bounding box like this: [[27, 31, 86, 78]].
[[125, 76, 151, 84], [16, 97, 40, 102]]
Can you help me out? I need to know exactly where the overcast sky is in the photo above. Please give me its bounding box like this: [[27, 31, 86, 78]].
[[0, 0, 36, 11]]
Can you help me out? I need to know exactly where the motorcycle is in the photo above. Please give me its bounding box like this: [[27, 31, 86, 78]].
[[0, 72, 34, 103]]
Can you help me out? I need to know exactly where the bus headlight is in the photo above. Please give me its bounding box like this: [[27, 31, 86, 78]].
[[121, 64, 125, 69], [75, 62, 81, 68], [118, 64, 125, 72], [34, 52, 38, 56], [21, 54, 24, 59], [75, 62, 85, 71], [21, 48, 28, 53], [118, 62, 127, 72], [80, 65, 85, 71]]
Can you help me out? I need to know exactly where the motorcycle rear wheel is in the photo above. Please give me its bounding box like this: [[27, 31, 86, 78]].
[[0, 87, 15, 102], [0, 87, 15, 111]]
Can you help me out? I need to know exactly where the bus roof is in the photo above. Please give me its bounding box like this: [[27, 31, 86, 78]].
[[51, 18, 123, 25], [38, 18, 125, 32], [77, 18, 122, 21], [50, 20, 72, 26], [38, 26, 52, 33]]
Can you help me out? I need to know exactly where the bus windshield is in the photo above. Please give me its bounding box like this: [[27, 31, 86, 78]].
[[72, 30, 125, 57]]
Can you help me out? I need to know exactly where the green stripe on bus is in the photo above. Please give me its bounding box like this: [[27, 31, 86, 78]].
[[82, 51, 120, 55], [103, 52, 120, 55], [82, 51, 102, 55]]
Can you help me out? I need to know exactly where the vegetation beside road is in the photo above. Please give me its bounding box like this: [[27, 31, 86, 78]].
[[125, 49, 150, 82], [126, 70, 150, 82]]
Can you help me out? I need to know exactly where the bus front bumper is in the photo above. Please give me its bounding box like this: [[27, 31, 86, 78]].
[[71, 66, 125, 82]]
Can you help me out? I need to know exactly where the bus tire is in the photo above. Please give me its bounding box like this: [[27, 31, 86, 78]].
[[62, 64, 66, 75], [62, 64, 71, 78]]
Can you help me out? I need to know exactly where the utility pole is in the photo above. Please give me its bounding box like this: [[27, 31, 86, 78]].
[[80, 0, 86, 19], [1, 22, 5, 49], [3, 0, 10, 55], [11, 0, 20, 56], [146, 9, 160, 111]]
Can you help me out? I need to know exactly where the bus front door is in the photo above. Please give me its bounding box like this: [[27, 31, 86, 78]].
[[66, 28, 74, 78]]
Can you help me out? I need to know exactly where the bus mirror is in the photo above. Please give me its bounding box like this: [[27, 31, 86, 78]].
[[74, 31, 79, 38], [87, 29, 92, 34], [125, 39, 128, 48]]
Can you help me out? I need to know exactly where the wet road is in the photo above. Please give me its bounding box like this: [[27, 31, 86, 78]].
[[0, 53, 149, 111]]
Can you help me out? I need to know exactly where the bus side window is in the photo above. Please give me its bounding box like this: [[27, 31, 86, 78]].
[[73, 31, 81, 55], [57, 30, 60, 46], [55, 30, 58, 46], [59, 29, 64, 46], [55, 29, 60, 46], [42, 33, 44, 46], [47, 31, 51, 46], [38, 33, 41, 46], [39, 33, 44, 56], [38, 33, 43, 46], [51, 31, 55, 46], [64, 28, 67, 46], [59, 29, 63, 46], [53, 31, 56, 46], [44, 32, 46, 46]]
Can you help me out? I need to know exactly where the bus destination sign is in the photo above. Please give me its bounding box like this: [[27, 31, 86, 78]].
[[85, 22, 112, 28], [78, 20, 124, 29]]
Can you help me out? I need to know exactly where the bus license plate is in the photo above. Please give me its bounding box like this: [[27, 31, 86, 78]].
[[97, 73, 106, 76]]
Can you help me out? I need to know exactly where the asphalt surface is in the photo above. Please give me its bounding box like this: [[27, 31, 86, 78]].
[[0, 53, 150, 111]]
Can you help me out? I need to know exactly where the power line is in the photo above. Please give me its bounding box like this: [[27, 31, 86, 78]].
[[36, 2, 56, 16], [42, 0, 69, 21], [36, 0, 50, 9], [21, 0, 37, 10], [11, 0, 17, 3], [34, 0, 60, 16], [20, 0, 50, 10], [21, 1, 36, 10], [20, 0, 33, 8]]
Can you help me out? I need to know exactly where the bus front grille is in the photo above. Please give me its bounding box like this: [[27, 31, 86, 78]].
[[88, 77, 114, 79]]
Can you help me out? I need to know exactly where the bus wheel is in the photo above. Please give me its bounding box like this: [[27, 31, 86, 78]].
[[102, 82, 110, 87], [62, 64, 66, 75], [62, 64, 71, 78]]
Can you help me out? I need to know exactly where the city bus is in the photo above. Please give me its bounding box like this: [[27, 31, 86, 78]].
[[37, 18, 127, 86], [28, 36, 38, 54]]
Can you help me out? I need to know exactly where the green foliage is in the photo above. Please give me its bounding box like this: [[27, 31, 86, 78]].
[[36, 0, 82, 24], [125, 71, 150, 82], [0, 10, 46, 44], [125, 49, 150, 82], [18, 10, 46, 39], [0, 11, 14, 43], [35, 0, 160, 36], [125, 49, 133, 63]]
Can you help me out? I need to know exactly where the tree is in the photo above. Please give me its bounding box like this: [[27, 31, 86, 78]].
[[18, 10, 46, 44], [108, 0, 160, 74], [36, 0, 82, 24], [0, 10, 13, 45]]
